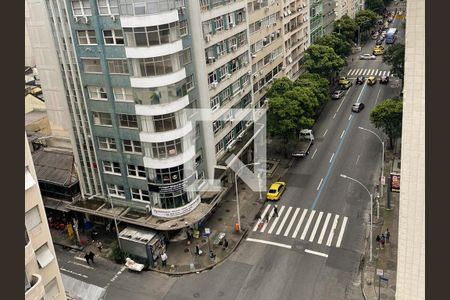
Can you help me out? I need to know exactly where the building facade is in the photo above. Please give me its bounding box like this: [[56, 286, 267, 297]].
[[309, 0, 324, 43], [25, 134, 66, 300]]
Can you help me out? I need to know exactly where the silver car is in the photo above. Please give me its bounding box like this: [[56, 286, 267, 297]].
[[332, 90, 345, 99], [360, 54, 376, 60]]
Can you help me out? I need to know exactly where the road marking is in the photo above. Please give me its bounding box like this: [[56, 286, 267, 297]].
[[355, 82, 368, 104], [292, 209, 308, 238], [362, 69, 368, 75], [326, 215, 340, 247], [374, 86, 383, 105], [305, 249, 328, 258], [333, 113, 336, 119], [336, 216, 348, 248], [68, 260, 94, 270], [322, 129, 328, 137], [276, 206, 292, 235], [309, 211, 324, 242], [268, 206, 285, 234], [336, 96, 346, 112], [311, 148, 318, 159], [317, 178, 324, 190], [110, 266, 127, 283], [253, 204, 271, 231], [317, 213, 332, 244], [74, 256, 85, 262], [260, 207, 274, 232], [374, 70, 379, 76], [246, 238, 292, 249], [348, 115, 352, 121], [340, 130, 346, 139], [60, 267, 88, 278], [284, 207, 300, 236], [329, 153, 335, 163], [300, 210, 316, 240], [356, 154, 361, 165]]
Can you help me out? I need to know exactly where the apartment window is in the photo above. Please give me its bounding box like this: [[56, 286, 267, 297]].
[[186, 74, 194, 91], [35, 243, 55, 268], [155, 165, 184, 184], [108, 59, 129, 74], [113, 87, 133, 102], [88, 86, 108, 100], [214, 17, 224, 32], [93, 112, 112, 126], [107, 184, 125, 198], [137, 55, 177, 77], [216, 140, 224, 154], [44, 278, 60, 299], [127, 164, 146, 178], [25, 206, 41, 231], [179, 20, 188, 36], [83, 58, 102, 73], [210, 96, 220, 110], [97, 0, 119, 15], [72, 0, 92, 17], [123, 22, 179, 47], [118, 114, 138, 128], [103, 161, 121, 174], [208, 72, 217, 85], [123, 139, 142, 153], [133, 79, 188, 105], [103, 30, 124, 45], [151, 138, 183, 159], [218, 65, 228, 79], [213, 120, 222, 134], [154, 113, 177, 132], [25, 167, 36, 190], [97, 137, 117, 150], [131, 188, 150, 202], [77, 30, 97, 45]]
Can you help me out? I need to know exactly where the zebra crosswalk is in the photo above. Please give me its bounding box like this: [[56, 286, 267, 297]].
[[347, 68, 391, 77], [253, 204, 349, 248]]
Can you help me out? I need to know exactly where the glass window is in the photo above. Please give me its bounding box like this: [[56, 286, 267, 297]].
[[123, 22, 180, 47], [83, 59, 102, 73], [150, 138, 183, 159], [107, 59, 129, 74], [159, 192, 189, 209], [113, 87, 133, 102], [154, 165, 185, 184], [93, 112, 112, 126], [25, 206, 41, 231], [131, 188, 150, 202], [88, 86, 108, 100], [97, 0, 119, 15], [77, 30, 97, 45], [186, 74, 194, 91], [127, 164, 146, 178], [107, 184, 125, 198], [118, 114, 138, 128], [103, 30, 124, 45], [103, 161, 121, 174], [153, 113, 177, 132], [123, 139, 142, 153], [137, 54, 180, 77], [97, 137, 116, 150], [133, 79, 187, 105], [72, 0, 92, 17], [179, 20, 188, 36]]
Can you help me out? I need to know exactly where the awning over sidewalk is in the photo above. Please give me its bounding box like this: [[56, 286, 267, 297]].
[[61, 273, 106, 300], [43, 197, 70, 212]]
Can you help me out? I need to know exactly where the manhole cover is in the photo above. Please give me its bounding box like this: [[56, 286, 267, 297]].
[[226, 209, 230, 212], [193, 292, 200, 298], [218, 218, 222, 221]]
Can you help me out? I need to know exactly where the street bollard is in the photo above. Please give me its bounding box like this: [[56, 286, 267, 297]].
[[235, 223, 239, 233]]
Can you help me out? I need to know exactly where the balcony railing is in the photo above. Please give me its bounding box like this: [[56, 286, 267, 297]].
[[25, 274, 45, 300]]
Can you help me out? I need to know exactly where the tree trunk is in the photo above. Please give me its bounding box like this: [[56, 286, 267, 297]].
[[389, 136, 394, 150]]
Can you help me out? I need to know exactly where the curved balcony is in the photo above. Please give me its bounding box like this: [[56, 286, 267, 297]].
[[125, 40, 183, 59], [25, 240, 34, 266], [143, 143, 196, 169], [130, 68, 186, 88], [121, 9, 179, 28], [140, 121, 193, 143], [135, 94, 189, 116], [25, 274, 45, 300]]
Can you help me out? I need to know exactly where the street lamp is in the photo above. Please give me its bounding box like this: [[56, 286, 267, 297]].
[[235, 162, 262, 233], [340, 174, 373, 262], [358, 126, 385, 198]]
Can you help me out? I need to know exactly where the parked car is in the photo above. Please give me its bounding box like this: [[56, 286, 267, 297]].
[[266, 182, 286, 201], [338, 77, 349, 85], [332, 90, 345, 99], [367, 76, 377, 85], [351, 103, 365, 113], [340, 81, 353, 90], [360, 54, 376, 60], [376, 39, 384, 45], [371, 32, 379, 40], [380, 75, 390, 84], [356, 76, 365, 84]]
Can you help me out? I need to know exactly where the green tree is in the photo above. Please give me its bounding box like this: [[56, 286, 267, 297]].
[[333, 15, 358, 42], [383, 43, 405, 81], [315, 33, 352, 58], [365, 0, 385, 14], [370, 98, 403, 149], [267, 77, 294, 98], [304, 44, 345, 82], [294, 73, 330, 106], [355, 9, 378, 33]]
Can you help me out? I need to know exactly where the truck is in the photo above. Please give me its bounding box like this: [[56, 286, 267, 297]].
[[385, 28, 397, 44], [292, 129, 314, 157]]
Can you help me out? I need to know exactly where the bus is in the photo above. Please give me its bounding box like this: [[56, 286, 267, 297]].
[[386, 28, 397, 44]]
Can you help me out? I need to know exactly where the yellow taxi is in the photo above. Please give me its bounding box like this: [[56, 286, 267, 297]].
[[367, 76, 377, 85], [338, 77, 349, 85], [373, 46, 384, 55], [266, 182, 286, 201]]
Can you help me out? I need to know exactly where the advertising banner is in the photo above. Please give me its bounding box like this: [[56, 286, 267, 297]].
[[390, 172, 400, 192]]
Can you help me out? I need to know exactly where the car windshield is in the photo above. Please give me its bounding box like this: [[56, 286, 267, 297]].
[[268, 189, 277, 194]]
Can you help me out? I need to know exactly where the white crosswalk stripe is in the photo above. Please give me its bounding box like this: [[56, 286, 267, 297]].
[[374, 69, 379, 76], [386, 71, 390, 76], [362, 69, 368, 76], [346, 68, 392, 78], [252, 205, 349, 248]]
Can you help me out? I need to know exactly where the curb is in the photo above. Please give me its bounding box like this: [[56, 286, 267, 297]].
[[53, 241, 84, 251]]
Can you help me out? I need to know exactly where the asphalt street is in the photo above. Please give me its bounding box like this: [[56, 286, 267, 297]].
[[55, 13, 405, 300]]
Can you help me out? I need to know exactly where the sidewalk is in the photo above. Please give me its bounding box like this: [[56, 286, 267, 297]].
[[361, 142, 401, 299]]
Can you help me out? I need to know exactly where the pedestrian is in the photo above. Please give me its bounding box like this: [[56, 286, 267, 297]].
[[273, 206, 278, 218], [96, 241, 103, 252], [209, 250, 216, 259], [381, 234, 386, 249], [195, 244, 200, 256], [84, 252, 90, 265], [223, 238, 229, 251], [376, 235, 381, 249], [161, 252, 168, 267], [385, 229, 390, 244], [88, 251, 95, 263], [265, 213, 269, 223]]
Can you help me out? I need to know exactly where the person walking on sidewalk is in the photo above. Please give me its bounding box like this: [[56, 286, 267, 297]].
[[380, 234, 386, 249], [88, 251, 95, 263], [195, 244, 202, 256], [385, 229, 390, 244], [376, 235, 381, 249], [265, 213, 269, 224], [161, 252, 168, 267], [273, 206, 278, 218], [84, 252, 90, 265], [222, 238, 229, 251]]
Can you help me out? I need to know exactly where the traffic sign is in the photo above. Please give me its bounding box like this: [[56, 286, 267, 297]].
[[376, 269, 384, 276], [381, 176, 386, 185], [204, 228, 211, 236]]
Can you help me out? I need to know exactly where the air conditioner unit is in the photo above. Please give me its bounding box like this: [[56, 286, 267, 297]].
[[244, 61, 249, 66], [284, 12, 288, 17], [251, 53, 257, 58], [281, 66, 286, 70], [83, 16, 89, 24], [288, 10, 292, 15], [229, 22, 235, 28], [236, 132, 245, 141], [226, 73, 232, 79], [110, 15, 117, 21], [208, 57, 216, 63], [205, 34, 211, 42], [266, 24, 271, 28], [74, 16, 80, 23], [231, 44, 237, 51], [263, 37, 268, 42], [273, 22, 277, 26], [211, 81, 218, 88], [271, 33, 275, 37], [246, 120, 253, 127], [259, 70, 263, 75], [303, 3, 307, 8], [212, 103, 220, 111], [253, 74, 258, 78]]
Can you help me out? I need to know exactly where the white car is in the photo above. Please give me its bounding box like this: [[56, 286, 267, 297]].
[[360, 54, 376, 60]]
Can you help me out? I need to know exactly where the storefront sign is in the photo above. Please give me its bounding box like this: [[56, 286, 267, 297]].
[[148, 172, 197, 193], [152, 196, 200, 218], [390, 172, 401, 193]]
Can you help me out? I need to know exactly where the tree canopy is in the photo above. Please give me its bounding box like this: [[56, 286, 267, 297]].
[[266, 77, 294, 98], [370, 98, 403, 149], [304, 44, 345, 80], [315, 33, 352, 58], [333, 15, 358, 42], [355, 9, 378, 32], [294, 73, 330, 106], [365, 0, 385, 13], [383, 43, 405, 80]]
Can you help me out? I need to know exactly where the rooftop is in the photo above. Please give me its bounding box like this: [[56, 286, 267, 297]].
[[32, 147, 78, 187]]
